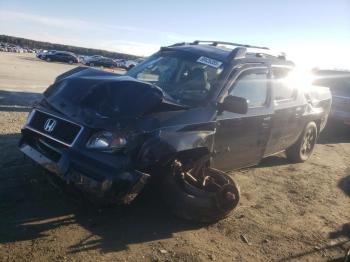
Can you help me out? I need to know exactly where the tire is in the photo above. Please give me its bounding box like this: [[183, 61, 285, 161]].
[[69, 60, 73, 64], [46, 57, 51, 62], [161, 160, 240, 223], [286, 121, 318, 163]]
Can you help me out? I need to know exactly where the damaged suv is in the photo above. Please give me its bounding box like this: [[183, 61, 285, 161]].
[[20, 41, 332, 222]]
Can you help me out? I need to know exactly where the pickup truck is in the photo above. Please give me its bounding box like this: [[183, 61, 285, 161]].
[[19, 41, 332, 223]]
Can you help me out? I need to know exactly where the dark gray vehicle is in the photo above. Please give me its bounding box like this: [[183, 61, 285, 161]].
[[314, 70, 350, 126], [19, 41, 332, 222]]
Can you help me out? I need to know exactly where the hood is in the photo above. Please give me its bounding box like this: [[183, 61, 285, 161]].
[[43, 67, 187, 128]]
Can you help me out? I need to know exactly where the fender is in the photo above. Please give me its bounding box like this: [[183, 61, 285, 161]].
[[138, 123, 216, 168]]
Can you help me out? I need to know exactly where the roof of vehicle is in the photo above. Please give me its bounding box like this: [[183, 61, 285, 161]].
[[162, 40, 294, 66], [53, 51, 77, 56], [90, 55, 103, 58]]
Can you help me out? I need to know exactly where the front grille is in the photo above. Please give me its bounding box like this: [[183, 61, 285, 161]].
[[27, 110, 82, 146]]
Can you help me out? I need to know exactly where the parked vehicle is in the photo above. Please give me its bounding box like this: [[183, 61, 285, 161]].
[[37, 50, 56, 59], [42, 51, 78, 64], [124, 59, 138, 70], [113, 59, 126, 68], [19, 41, 331, 222], [313, 70, 350, 126], [81, 55, 102, 64], [85, 56, 117, 68]]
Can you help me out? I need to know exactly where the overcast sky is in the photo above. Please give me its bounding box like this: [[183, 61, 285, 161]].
[[0, 0, 349, 69]]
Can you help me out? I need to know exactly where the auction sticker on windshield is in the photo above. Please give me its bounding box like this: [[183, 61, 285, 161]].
[[197, 56, 223, 68]]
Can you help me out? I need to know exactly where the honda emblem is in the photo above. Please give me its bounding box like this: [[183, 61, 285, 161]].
[[44, 118, 57, 132]]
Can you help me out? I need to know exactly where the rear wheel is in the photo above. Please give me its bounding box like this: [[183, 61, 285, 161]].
[[286, 122, 318, 162], [161, 157, 240, 223]]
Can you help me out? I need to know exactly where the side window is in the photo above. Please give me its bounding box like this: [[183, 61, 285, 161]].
[[272, 67, 295, 101], [229, 70, 269, 108]]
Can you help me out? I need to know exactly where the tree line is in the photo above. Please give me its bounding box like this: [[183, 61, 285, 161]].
[[0, 35, 140, 60]]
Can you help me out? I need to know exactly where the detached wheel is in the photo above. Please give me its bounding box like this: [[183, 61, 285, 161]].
[[286, 121, 318, 163], [161, 159, 240, 223]]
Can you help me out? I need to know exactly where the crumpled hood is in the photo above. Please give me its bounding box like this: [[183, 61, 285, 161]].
[[43, 67, 186, 129]]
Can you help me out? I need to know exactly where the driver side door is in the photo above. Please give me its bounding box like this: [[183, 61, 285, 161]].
[[212, 67, 272, 171]]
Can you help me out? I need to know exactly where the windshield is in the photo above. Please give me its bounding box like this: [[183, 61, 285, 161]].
[[126, 52, 224, 106]]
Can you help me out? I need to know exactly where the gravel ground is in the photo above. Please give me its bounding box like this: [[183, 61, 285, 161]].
[[0, 52, 349, 262]]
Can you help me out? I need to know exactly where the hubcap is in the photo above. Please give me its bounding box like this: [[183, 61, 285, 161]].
[[301, 128, 315, 156]]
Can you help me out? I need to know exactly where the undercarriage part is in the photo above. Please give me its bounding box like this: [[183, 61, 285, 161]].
[[161, 157, 240, 223]]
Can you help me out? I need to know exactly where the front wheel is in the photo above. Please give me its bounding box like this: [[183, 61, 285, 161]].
[[286, 122, 318, 162], [161, 158, 240, 223]]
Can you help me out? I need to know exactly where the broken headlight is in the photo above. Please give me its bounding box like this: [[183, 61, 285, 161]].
[[86, 131, 127, 152]]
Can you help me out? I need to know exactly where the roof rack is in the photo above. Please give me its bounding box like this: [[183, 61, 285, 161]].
[[192, 40, 286, 61], [192, 40, 269, 50]]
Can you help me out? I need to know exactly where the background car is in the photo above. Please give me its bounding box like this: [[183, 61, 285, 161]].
[[43, 51, 78, 64], [313, 69, 350, 126], [124, 59, 139, 70], [37, 50, 56, 59], [85, 56, 117, 68], [81, 55, 103, 64]]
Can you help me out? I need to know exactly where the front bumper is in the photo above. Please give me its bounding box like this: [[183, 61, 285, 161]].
[[19, 129, 149, 204]]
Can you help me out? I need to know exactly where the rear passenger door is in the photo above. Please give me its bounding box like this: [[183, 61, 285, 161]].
[[53, 52, 62, 62], [212, 67, 273, 171], [264, 67, 304, 156]]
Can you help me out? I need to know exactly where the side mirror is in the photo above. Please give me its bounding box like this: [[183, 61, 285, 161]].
[[219, 95, 248, 114]]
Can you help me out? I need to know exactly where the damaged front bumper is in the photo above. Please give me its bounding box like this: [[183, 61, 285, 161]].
[[19, 129, 150, 204]]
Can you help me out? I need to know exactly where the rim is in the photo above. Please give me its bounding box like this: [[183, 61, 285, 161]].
[[173, 158, 239, 210], [300, 128, 316, 157]]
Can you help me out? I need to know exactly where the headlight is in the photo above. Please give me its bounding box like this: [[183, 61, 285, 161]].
[[86, 131, 127, 152]]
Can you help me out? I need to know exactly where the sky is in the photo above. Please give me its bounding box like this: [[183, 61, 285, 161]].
[[0, 0, 349, 69]]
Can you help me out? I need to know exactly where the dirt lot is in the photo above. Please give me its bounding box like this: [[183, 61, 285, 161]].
[[0, 52, 349, 262]]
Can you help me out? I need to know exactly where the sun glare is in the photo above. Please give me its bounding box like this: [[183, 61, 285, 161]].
[[285, 68, 316, 88]]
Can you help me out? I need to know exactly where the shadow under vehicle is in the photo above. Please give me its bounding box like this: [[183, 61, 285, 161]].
[[19, 41, 331, 223]]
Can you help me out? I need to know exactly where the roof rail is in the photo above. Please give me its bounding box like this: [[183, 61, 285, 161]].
[[193, 40, 286, 61], [192, 40, 269, 50], [168, 42, 187, 47]]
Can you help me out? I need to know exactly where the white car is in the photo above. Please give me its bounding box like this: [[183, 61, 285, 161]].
[[124, 59, 139, 70]]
